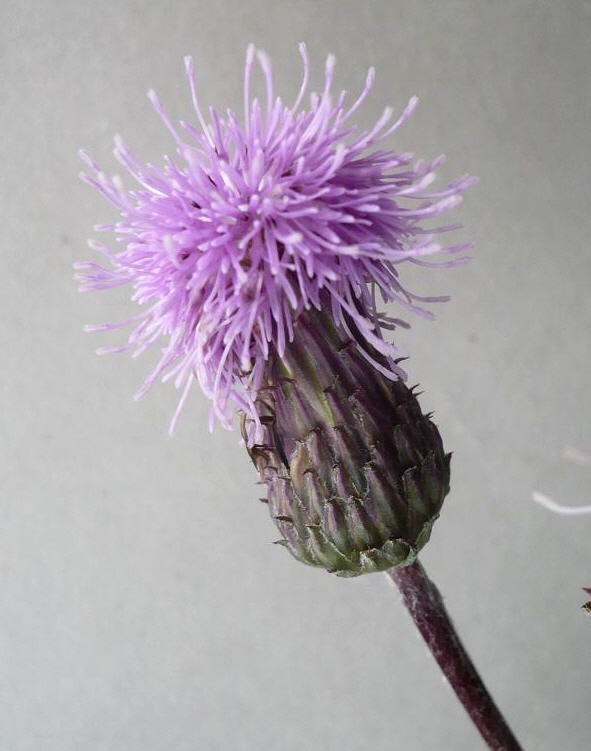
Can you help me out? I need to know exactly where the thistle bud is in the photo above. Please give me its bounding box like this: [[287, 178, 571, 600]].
[[245, 307, 450, 577]]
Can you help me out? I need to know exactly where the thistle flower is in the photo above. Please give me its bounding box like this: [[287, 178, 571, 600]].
[[76, 44, 475, 439], [77, 45, 475, 574]]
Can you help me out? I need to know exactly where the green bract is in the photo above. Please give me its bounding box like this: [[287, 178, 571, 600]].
[[245, 306, 450, 576]]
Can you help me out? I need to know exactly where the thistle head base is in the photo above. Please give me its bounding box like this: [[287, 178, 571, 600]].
[[245, 307, 450, 576]]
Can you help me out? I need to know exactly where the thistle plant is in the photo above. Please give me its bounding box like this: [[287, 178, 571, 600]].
[[76, 46, 522, 750]]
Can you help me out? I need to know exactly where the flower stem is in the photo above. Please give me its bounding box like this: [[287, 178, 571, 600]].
[[387, 559, 523, 751]]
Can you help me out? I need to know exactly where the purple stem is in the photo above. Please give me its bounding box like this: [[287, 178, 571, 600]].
[[387, 559, 523, 751]]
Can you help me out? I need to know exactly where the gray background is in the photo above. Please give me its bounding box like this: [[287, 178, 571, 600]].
[[2, 1, 590, 749]]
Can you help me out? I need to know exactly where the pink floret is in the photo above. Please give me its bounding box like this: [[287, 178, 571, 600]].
[[76, 44, 476, 436]]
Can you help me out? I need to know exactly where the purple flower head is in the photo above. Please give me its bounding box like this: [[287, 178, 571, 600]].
[[76, 44, 475, 438]]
